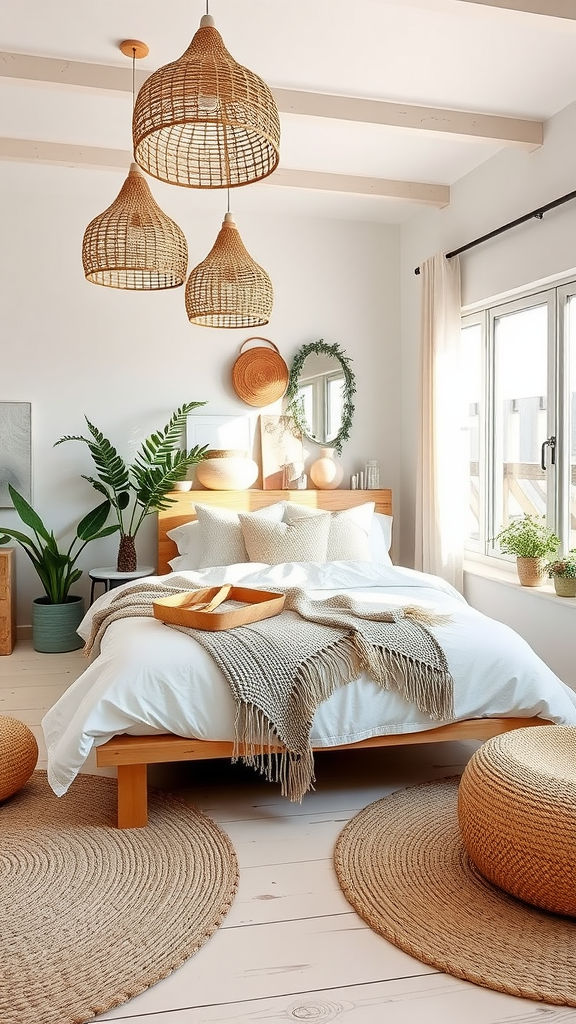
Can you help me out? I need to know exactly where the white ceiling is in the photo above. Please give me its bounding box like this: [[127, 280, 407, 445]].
[[2, 0, 576, 223]]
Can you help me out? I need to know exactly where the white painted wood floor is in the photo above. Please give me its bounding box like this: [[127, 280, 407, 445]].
[[2, 643, 574, 1024]]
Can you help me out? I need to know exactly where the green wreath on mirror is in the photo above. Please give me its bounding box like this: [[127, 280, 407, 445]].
[[285, 339, 356, 456]]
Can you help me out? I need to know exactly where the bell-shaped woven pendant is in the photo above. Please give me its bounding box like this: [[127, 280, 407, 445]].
[[132, 14, 280, 189], [82, 163, 188, 290], [185, 213, 273, 329]]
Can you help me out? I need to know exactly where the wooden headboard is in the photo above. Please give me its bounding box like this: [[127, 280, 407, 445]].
[[157, 488, 392, 575]]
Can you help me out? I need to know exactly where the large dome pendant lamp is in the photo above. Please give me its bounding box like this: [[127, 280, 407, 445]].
[[185, 199, 273, 328], [132, 10, 280, 189], [82, 40, 188, 290]]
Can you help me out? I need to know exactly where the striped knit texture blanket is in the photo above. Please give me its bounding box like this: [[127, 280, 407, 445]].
[[85, 576, 454, 801]]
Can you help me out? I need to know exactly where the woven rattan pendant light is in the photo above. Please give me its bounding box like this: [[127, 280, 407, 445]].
[[132, 13, 280, 189], [82, 41, 188, 290], [185, 211, 273, 328]]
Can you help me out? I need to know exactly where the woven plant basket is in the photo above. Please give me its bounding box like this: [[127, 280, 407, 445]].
[[232, 338, 289, 407], [0, 716, 38, 801], [553, 576, 576, 597], [515, 556, 545, 586]]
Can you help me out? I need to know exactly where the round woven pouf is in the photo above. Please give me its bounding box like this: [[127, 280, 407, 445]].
[[0, 716, 38, 801], [457, 725, 576, 917]]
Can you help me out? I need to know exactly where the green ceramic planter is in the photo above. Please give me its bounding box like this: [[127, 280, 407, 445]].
[[32, 595, 85, 653]]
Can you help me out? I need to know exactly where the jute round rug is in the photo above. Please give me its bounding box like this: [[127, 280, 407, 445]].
[[334, 777, 576, 1006], [0, 771, 239, 1024]]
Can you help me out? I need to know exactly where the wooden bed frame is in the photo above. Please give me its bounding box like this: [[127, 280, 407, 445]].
[[95, 488, 550, 827]]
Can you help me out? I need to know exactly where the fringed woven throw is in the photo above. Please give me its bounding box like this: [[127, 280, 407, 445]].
[[85, 577, 453, 802]]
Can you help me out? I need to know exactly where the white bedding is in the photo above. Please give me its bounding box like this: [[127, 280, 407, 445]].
[[42, 560, 576, 796]]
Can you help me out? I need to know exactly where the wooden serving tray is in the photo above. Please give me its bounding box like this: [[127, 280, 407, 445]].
[[153, 586, 285, 631]]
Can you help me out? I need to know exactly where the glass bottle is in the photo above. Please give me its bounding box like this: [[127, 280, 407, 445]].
[[365, 460, 380, 489]]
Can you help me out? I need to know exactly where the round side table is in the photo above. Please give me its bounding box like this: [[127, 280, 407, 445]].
[[88, 566, 155, 604]]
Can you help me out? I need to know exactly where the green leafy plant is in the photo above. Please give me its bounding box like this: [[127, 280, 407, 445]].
[[0, 485, 117, 603], [493, 514, 560, 559], [55, 402, 208, 571], [545, 550, 576, 579], [285, 339, 356, 456]]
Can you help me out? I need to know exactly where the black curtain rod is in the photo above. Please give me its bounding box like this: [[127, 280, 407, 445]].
[[413, 188, 576, 275]]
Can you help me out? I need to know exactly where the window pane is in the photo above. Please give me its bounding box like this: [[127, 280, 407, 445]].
[[494, 304, 548, 534], [461, 322, 482, 545], [569, 294, 576, 550], [327, 375, 344, 441]]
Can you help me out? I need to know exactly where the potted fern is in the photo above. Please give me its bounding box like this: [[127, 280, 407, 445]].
[[0, 486, 116, 651], [55, 402, 208, 571], [493, 514, 560, 587], [545, 550, 576, 598]]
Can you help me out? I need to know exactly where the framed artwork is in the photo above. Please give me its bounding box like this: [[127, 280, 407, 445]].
[[259, 415, 304, 490], [0, 402, 32, 507], [186, 413, 253, 454]]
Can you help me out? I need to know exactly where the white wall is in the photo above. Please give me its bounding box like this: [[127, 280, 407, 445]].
[[0, 161, 401, 624], [399, 99, 576, 689]]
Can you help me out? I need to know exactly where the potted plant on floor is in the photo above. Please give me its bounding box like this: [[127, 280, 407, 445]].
[[0, 486, 117, 652], [493, 514, 560, 587], [545, 550, 576, 598], [55, 402, 208, 571]]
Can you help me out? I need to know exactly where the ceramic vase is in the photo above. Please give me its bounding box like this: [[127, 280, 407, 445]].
[[309, 447, 344, 490], [195, 450, 259, 491]]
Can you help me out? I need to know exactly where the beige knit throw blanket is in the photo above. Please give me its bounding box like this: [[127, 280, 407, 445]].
[[85, 576, 453, 801]]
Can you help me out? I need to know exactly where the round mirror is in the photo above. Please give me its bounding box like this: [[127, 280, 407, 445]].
[[285, 340, 356, 454]]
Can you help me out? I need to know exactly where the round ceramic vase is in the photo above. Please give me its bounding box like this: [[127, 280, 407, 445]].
[[309, 447, 344, 490]]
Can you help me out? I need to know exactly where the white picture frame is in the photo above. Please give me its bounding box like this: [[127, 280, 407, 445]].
[[0, 402, 32, 507], [186, 413, 253, 455]]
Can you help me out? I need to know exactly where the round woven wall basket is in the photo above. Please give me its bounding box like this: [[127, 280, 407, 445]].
[[232, 338, 289, 407]]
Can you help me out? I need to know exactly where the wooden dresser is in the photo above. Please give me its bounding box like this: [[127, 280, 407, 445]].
[[0, 548, 16, 655]]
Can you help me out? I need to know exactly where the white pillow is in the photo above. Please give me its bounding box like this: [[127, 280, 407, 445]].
[[239, 508, 331, 564], [370, 513, 393, 565], [283, 501, 375, 561], [167, 520, 202, 564], [326, 502, 375, 560], [195, 502, 285, 568]]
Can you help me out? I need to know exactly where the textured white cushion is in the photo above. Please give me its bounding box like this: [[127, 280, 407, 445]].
[[239, 508, 331, 564], [284, 501, 375, 561], [326, 502, 375, 560], [195, 502, 285, 568]]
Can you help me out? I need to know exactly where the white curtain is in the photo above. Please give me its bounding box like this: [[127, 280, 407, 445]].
[[415, 252, 467, 592]]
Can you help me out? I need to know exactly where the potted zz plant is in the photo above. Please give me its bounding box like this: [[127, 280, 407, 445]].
[[0, 486, 117, 652], [545, 550, 576, 598], [493, 514, 560, 587], [55, 402, 208, 572]]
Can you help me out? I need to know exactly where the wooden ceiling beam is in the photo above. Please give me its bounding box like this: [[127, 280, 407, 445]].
[[0, 137, 451, 208], [455, 0, 576, 20], [0, 51, 542, 151]]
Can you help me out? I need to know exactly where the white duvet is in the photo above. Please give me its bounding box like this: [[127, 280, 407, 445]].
[[42, 560, 576, 796]]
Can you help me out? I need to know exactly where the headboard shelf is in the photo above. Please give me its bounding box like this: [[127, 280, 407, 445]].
[[157, 488, 392, 575]]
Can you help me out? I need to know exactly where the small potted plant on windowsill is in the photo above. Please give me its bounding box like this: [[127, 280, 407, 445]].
[[545, 550, 576, 598], [493, 514, 560, 587]]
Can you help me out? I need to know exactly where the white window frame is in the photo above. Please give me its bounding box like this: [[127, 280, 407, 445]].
[[463, 277, 576, 563]]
